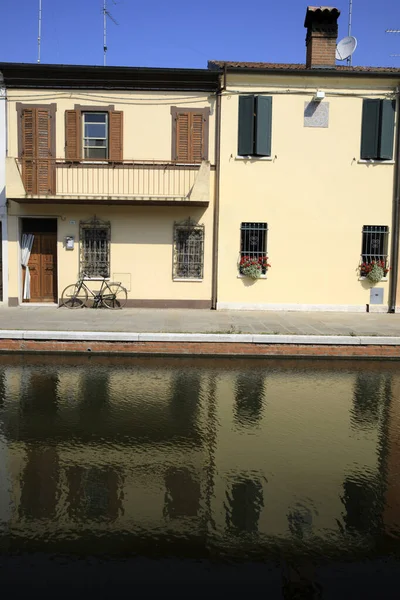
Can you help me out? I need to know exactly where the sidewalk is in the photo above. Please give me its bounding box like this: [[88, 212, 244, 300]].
[[0, 304, 399, 336], [1, 305, 399, 356]]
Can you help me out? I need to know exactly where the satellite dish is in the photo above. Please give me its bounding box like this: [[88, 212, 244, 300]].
[[335, 36, 358, 61]]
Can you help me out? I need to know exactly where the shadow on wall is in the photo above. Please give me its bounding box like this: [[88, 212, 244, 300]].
[[7, 202, 209, 246]]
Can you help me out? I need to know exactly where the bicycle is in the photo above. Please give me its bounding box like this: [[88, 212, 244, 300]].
[[61, 273, 128, 309]]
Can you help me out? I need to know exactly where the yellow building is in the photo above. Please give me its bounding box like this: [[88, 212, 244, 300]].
[[1, 66, 219, 307], [1, 6, 400, 313], [211, 6, 400, 312]]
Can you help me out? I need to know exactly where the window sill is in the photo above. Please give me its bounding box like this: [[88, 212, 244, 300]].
[[237, 274, 268, 279], [357, 159, 395, 165], [358, 277, 388, 282], [173, 278, 203, 282], [83, 277, 110, 281], [235, 155, 273, 161]]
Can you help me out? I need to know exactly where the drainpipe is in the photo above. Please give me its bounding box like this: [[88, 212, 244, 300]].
[[211, 71, 224, 310], [389, 85, 400, 313]]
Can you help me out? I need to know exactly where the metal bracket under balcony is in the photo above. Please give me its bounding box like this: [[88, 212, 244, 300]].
[[11, 159, 211, 206]]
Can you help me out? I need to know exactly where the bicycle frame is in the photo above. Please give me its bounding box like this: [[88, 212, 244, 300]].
[[77, 275, 121, 307]]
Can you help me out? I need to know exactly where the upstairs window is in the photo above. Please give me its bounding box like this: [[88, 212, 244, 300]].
[[360, 99, 395, 160], [65, 105, 123, 161], [83, 112, 108, 159], [361, 225, 389, 265], [171, 107, 210, 163], [238, 96, 272, 157]]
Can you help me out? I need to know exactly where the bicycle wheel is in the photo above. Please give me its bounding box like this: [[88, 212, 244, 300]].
[[61, 284, 88, 308], [101, 283, 128, 309]]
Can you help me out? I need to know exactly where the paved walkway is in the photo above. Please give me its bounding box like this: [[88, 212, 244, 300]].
[[1, 305, 399, 336]]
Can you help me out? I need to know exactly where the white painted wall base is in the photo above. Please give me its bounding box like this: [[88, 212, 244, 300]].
[[216, 302, 389, 313]]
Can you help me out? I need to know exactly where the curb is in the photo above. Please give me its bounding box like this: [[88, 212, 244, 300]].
[[1, 330, 400, 345]]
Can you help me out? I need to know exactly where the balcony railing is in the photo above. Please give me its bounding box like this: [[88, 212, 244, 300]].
[[15, 158, 205, 202]]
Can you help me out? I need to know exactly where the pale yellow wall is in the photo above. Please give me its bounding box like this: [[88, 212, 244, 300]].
[[6, 89, 216, 164], [217, 73, 399, 308], [5, 87, 216, 304], [8, 201, 213, 302]]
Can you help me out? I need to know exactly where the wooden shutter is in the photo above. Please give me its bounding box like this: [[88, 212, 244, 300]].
[[36, 109, 52, 194], [360, 99, 380, 159], [191, 113, 205, 162], [379, 100, 395, 160], [21, 109, 35, 193], [255, 96, 272, 157], [175, 112, 190, 162], [109, 111, 123, 161], [65, 109, 81, 160], [238, 96, 255, 156]]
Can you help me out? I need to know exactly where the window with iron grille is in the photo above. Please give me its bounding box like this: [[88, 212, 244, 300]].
[[173, 219, 204, 280], [240, 222, 268, 274], [361, 225, 389, 266], [80, 217, 110, 278]]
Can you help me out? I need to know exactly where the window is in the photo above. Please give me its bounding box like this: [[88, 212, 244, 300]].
[[238, 96, 272, 157], [361, 225, 389, 265], [65, 105, 123, 161], [240, 222, 268, 274], [171, 107, 210, 163], [173, 219, 204, 279], [80, 217, 110, 278], [360, 99, 395, 160], [83, 112, 108, 159]]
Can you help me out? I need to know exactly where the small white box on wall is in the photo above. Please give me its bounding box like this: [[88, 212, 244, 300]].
[[65, 236, 75, 250]]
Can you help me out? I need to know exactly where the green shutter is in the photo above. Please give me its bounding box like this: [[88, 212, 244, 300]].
[[238, 96, 255, 156], [360, 99, 380, 159], [379, 100, 395, 160], [255, 96, 272, 157]]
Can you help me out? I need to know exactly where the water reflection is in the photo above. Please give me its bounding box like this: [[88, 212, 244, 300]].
[[164, 468, 200, 519], [20, 447, 59, 520], [225, 476, 264, 534], [234, 371, 265, 428], [67, 466, 122, 522], [0, 356, 398, 570]]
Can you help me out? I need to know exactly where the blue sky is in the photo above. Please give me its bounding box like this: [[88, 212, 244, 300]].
[[2, 0, 400, 69]]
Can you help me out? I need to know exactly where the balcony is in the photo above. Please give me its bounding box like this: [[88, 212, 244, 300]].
[[7, 158, 211, 206]]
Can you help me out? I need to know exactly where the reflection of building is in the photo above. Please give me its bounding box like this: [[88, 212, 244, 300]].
[[1, 360, 209, 545], [0, 358, 398, 558], [383, 377, 400, 538]]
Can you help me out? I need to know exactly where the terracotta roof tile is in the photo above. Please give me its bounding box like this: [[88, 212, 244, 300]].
[[208, 60, 400, 74]]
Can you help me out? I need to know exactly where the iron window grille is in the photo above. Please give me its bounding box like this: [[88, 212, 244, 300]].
[[240, 222, 268, 274], [361, 225, 389, 266], [83, 112, 108, 160], [80, 216, 111, 278], [173, 218, 204, 280]]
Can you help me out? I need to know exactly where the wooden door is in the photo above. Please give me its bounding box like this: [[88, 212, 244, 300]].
[[24, 233, 57, 303]]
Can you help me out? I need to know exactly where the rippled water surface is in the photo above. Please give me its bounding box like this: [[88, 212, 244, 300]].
[[0, 355, 400, 594]]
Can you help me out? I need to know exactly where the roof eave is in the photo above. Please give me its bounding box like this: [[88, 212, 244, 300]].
[[213, 65, 400, 79]]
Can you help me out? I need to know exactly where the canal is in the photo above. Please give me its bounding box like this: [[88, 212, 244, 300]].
[[0, 355, 399, 595]]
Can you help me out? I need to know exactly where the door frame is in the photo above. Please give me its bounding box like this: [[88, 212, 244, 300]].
[[18, 216, 59, 305]]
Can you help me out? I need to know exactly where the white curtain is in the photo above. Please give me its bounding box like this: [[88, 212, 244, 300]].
[[21, 233, 34, 300]]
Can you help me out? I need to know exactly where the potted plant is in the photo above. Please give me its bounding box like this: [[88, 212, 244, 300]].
[[239, 255, 271, 279], [359, 260, 389, 283]]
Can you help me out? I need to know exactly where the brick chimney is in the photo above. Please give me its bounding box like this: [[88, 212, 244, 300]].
[[304, 6, 340, 69]]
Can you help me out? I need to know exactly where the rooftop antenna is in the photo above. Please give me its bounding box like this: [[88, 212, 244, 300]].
[[37, 0, 42, 63], [103, 0, 118, 66], [347, 0, 353, 66]]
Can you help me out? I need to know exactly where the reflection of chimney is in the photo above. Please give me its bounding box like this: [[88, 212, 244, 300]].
[[304, 6, 341, 69]]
